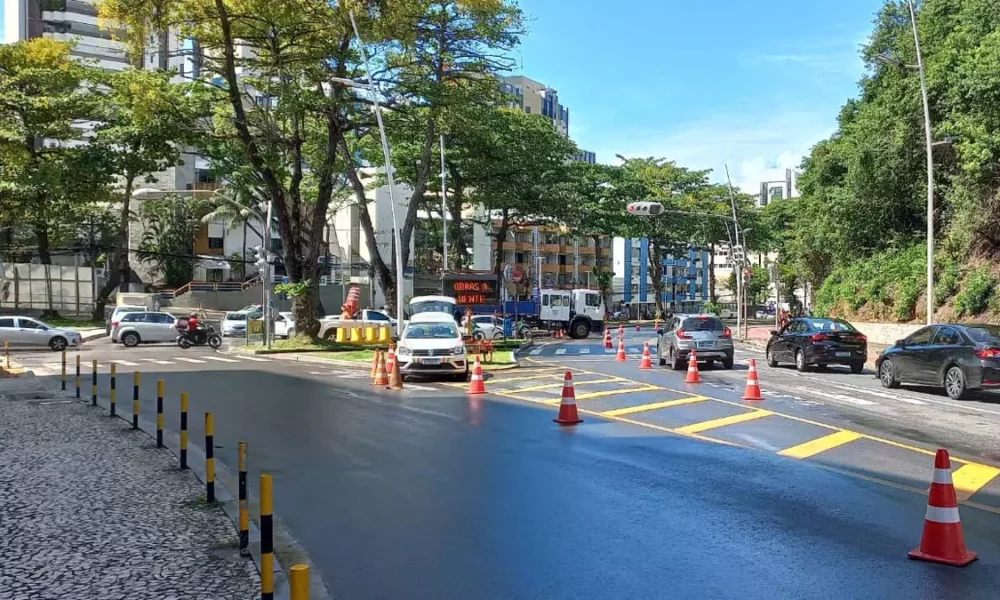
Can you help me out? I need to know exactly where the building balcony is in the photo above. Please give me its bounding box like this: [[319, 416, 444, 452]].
[[540, 264, 560, 274], [541, 243, 561, 254], [577, 246, 596, 256], [578, 264, 594, 273]]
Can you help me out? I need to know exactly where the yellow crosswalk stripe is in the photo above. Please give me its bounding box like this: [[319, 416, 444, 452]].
[[951, 463, 1000, 501], [674, 409, 772, 434], [601, 396, 709, 417], [511, 377, 624, 394], [567, 384, 662, 403], [778, 430, 862, 459]]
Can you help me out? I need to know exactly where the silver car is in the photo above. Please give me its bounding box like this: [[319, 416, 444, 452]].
[[0, 316, 82, 351], [112, 311, 178, 347], [657, 314, 734, 370]]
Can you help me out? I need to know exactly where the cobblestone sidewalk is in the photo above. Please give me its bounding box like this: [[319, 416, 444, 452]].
[[0, 385, 259, 600]]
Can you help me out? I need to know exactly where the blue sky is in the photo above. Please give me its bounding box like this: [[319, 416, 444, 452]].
[[512, 0, 885, 190]]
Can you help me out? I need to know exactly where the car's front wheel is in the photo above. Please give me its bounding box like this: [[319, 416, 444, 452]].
[[879, 359, 900, 388], [669, 346, 684, 371], [766, 346, 778, 368], [121, 332, 140, 348], [945, 366, 969, 400], [657, 342, 666, 366], [49, 336, 67, 351], [721, 356, 734, 370], [795, 349, 809, 372]]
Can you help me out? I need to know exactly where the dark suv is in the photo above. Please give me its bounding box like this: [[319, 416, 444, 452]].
[[657, 314, 734, 370]]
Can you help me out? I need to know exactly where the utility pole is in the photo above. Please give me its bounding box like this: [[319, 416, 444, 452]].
[[908, 0, 935, 325], [440, 134, 448, 273]]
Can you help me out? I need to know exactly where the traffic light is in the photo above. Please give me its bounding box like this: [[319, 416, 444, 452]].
[[253, 245, 268, 276], [626, 202, 665, 217]]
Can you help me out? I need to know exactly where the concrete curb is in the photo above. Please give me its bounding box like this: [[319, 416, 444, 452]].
[[25, 377, 331, 600]]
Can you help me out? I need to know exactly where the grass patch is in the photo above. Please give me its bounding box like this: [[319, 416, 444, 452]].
[[235, 337, 384, 354], [40, 317, 105, 329]]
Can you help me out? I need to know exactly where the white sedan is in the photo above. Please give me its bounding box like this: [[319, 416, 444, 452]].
[[0, 316, 82, 351], [396, 313, 469, 382]]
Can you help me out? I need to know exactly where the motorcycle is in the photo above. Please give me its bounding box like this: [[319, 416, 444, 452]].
[[176, 324, 223, 349]]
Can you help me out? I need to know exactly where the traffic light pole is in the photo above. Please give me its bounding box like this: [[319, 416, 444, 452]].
[[264, 199, 273, 350]]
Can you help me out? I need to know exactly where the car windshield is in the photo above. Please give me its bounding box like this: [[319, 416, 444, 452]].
[[404, 323, 459, 339], [964, 326, 1000, 344], [409, 301, 456, 316], [807, 319, 856, 332], [681, 317, 725, 331], [225, 313, 247, 321]]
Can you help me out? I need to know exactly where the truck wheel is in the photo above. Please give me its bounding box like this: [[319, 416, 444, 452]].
[[571, 320, 591, 339]]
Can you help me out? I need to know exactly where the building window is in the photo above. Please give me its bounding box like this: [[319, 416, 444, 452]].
[[208, 237, 224, 249], [525, 106, 531, 114], [270, 238, 282, 252]]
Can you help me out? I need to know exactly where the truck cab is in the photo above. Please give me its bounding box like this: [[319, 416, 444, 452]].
[[539, 288, 605, 339]]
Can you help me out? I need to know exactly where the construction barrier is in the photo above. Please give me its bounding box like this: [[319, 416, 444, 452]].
[[261, 473, 275, 600], [179, 392, 189, 470], [349, 327, 361, 344], [290, 564, 310, 600], [109, 364, 116, 417], [75, 355, 81, 399], [132, 372, 140, 430], [205, 412, 216, 503], [238, 441, 250, 557], [336, 327, 347, 343], [365, 326, 377, 343], [91, 359, 98, 407], [377, 325, 392, 343], [61, 350, 66, 391], [156, 379, 165, 448]]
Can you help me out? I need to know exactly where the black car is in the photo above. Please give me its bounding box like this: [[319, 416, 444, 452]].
[[766, 317, 868, 373], [875, 324, 1000, 400]]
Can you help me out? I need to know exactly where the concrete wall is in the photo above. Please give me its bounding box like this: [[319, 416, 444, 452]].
[[851, 322, 924, 346], [163, 284, 370, 315]]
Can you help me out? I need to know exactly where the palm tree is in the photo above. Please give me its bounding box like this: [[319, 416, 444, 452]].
[[200, 185, 268, 279]]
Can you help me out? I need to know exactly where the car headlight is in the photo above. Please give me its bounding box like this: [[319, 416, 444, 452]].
[[397, 346, 412, 356], [453, 345, 466, 355]]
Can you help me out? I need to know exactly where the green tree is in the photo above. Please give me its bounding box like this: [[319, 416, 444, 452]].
[[135, 196, 205, 288]]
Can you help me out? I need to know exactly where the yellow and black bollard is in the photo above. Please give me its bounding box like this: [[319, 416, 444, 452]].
[[205, 412, 215, 503], [109, 364, 116, 417], [290, 564, 310, 600], [179, 392, 188, 470], [132, 371, 140, 430], [91, 359, 98, 407], [261, 473, 274, 600], [156, 380, 165, 448], [75, 355, 81, 399], [60, 350, 66, 391], [238, 441, 249, 556]]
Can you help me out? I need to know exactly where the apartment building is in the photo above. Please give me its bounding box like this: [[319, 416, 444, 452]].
[[612, 237, 710, 316], [500, 74, 596, 164]]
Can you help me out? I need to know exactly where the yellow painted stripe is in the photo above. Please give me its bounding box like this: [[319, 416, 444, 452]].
[[601, 396, 709, 417], [511, 377, 625, 394], [566, 384, 662, 402], [675, 410, 772, 434], [488, 372, 567, 384], [778, 430, 862, 459], [952, 463, 1000, 501]]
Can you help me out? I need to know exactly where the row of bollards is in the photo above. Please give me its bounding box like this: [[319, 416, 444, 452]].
[[62, 350, 311, 599]]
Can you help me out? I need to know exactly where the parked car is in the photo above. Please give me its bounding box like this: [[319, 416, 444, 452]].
[[464, 315, 507, 340], [766, 317, 867, 373], [657, 314, 734, 370], [112, 311, 179, 347], [274, 312, 295, 338], [107, 305, 146, 340], [220, 312, 249, 337], [396, 313, 469, 381], [0, 316, 82, 351], [876, 324, 1000, 400]]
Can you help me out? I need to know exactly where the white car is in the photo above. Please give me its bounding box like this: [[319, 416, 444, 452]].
[[112, 311, 179, 347], [274, 312, 295, 338], [0, 316, 82, 351], [108, 305, 146, 340], [396, 313, 468, 381], [221, 312, 249, 337], [465, 315, 506, 340]]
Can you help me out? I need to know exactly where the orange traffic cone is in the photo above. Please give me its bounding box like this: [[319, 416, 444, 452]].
[[468, 356, 486, 395], [616, 339, 627, 362], [370, 350, 380, 379], [553, 371, 583, 425], [387, 352, 403, 390], [618, 324, 624, 340], [639, 342, 653, 370], [385, 344, 396, 374], [603, 328, 612, 350], [909, 449, 977, 566], [742, 359, 763, 400], [654, 318, 661, 330], [685, 351, 701, 383], [372, 351, 389, 386]]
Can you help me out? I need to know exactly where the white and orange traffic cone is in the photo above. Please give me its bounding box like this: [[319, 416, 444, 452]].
[[742, 359, 763, 400], [370, 350, 381, 380], [618, 324, 624, 341], [385, 344, 396, 375], [639, 341, 653, 370], [372, 351, 389, 386], [603, 328, 612, 350], [654, 317, 661, 331], [468, 356, 486, 395], [553, 371, 583, 425], [909, 449, 977, 566], [685, 350, 701, 383], [616, 338, 627, 362], [387, 352, 404, 390]]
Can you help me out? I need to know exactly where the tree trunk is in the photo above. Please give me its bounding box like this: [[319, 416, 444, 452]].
[[448, 172, 465, 270], [241, 221, 247, 278], [493, 210, 510, 279], [91, 172, 136, 321], [649, 242, 664, 318], [34, 223, 52, 265]]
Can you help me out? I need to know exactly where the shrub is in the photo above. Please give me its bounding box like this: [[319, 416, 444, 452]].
[[935, 260, 960, 307], [954, 269, 995, 317], [702, 301, 720, 316]]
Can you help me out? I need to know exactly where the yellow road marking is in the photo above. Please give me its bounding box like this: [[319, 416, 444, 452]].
[[778, 430, 862, 459], [952, 463, 1000, 501], [488, 372, 567, 384], [675, 409, 772, 434], [601, 396, 709, 417], [569, 384, 662, 402], [509, 377, 625, 395]]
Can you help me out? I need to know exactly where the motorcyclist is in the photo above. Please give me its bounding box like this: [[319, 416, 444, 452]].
[[187, 312, 204, 345]]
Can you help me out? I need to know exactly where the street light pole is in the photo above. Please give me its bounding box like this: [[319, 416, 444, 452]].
[[348, 10, 405, 333], [440, 134, 448, 272], [908, 0, 935, 325], [724, 166, 743, 338]]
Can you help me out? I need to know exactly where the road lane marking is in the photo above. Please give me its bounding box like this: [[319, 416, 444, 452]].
[[831, 383, 926, 405], [601, 396, 709, 417], [778, 430, 863, 459], [233, 355, 271, 362], [405, 384, 438, 391], [111, 360, 140, 366], [568, 384, 663, 402], [951, 463, 1000, 501], [579, 348, 590, 354], [511, 377, 625, 394], [141, 359, 174, 365], [797, 387, 875, 406], [172, 357, 207, 364], [201, 356, 240, 363], [674, 409, 773, 434], [529, 348, 544, 356], [488, 372, 566, 384], [555, 349, 567, 355]]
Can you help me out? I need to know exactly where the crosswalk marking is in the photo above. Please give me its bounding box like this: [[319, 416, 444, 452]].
[[798, 387, 875, 406], [172, 357, 207, 364], [579, 348, 590, 354], [111, 360, 140, 366], [554, 349, 566, 355], [141, 358, 174, 365], [201, 356, 240, 363], [234, 355, 271, 362], [831, 383, 926, 405], [405, 384, 438, 391], [529, 348, 544, 356]]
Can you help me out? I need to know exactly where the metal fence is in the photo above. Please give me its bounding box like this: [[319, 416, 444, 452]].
[[0, 263, 105, 315]]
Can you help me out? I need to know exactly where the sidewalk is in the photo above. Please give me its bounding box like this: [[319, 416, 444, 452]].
[[0, 377, 259, 599]]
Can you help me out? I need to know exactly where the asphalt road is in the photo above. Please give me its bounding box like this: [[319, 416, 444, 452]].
[[12, 332, 1000, 599]]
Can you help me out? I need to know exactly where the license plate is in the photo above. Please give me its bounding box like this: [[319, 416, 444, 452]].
[[698, 342, 714, 349], [420, 357, 442, 365], [835, 352, 850, 358]]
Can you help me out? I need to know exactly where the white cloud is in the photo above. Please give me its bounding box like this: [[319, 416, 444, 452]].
[[591, 110, 837, 192]]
